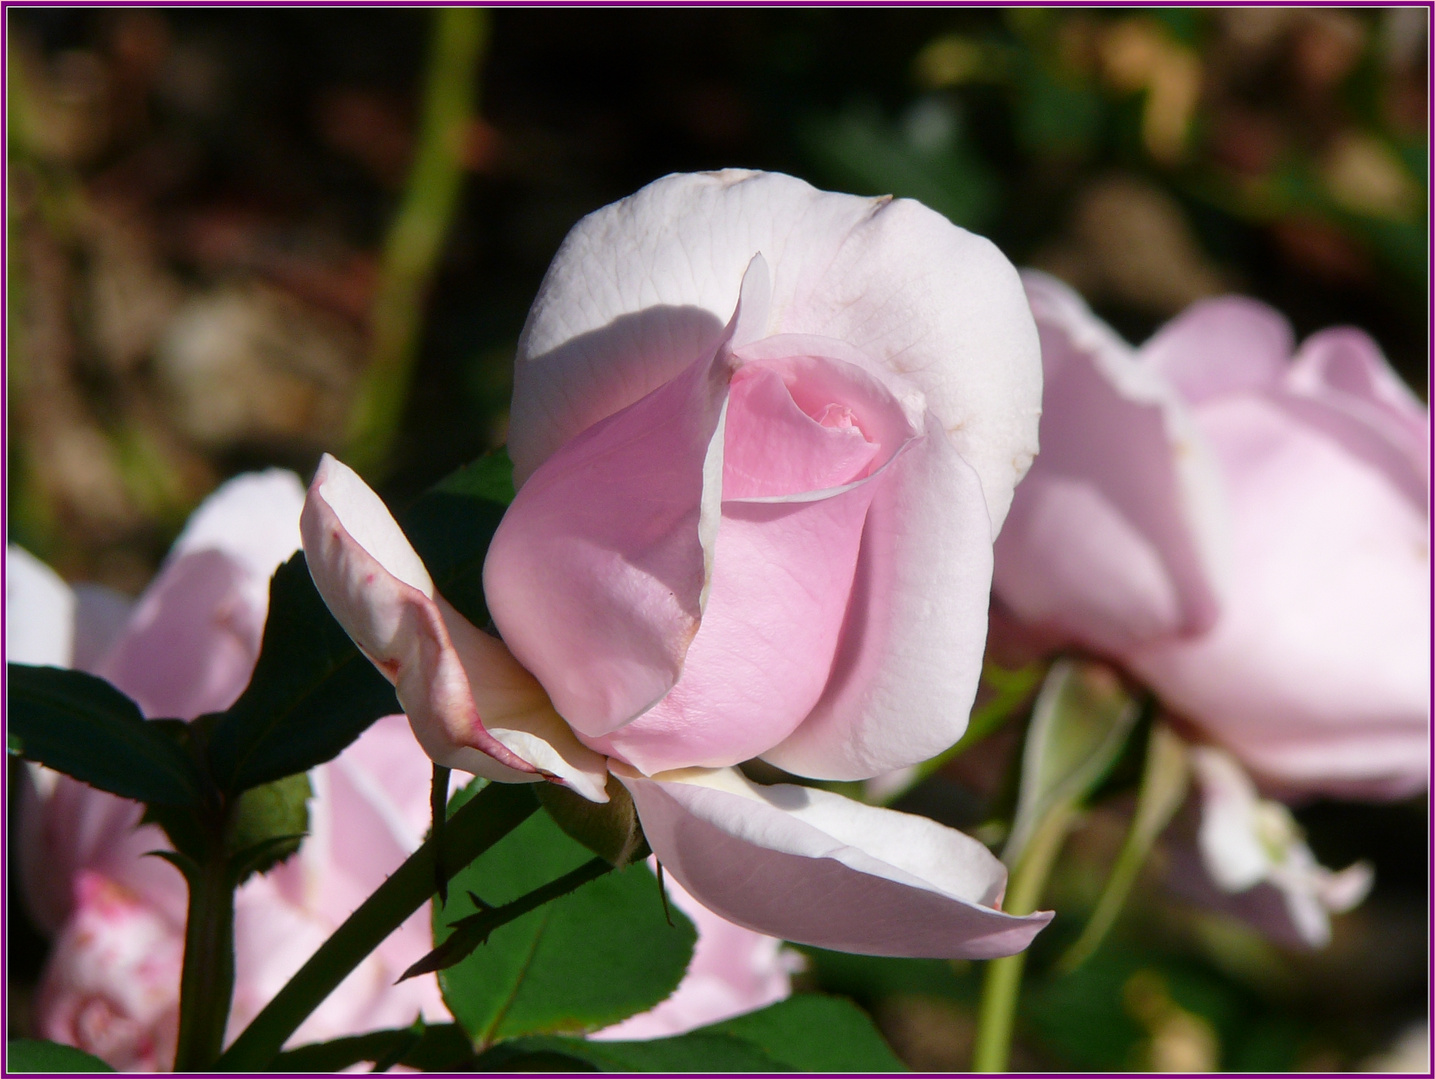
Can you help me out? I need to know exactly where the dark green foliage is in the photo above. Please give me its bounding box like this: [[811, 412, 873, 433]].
[[6, 664, 204, 807]]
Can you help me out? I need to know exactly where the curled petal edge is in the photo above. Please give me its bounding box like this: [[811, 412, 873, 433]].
[[615, 763, 1051, 959], [301, 455, 609, 802]]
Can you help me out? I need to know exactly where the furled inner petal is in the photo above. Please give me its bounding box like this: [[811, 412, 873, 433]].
[[485, 259, 788, 741], [588, 350, 919, 774], [721, 365, 881, 497]]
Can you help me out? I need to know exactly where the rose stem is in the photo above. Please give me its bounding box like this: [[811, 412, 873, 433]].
[[172, 845, 238, 1071], [215, 781, 538, 1072], [970, 802, 1075, 1072]]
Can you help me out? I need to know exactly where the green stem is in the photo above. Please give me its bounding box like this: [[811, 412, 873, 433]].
[[1058, 723, 1189, 973], [215, 782, 538, 1072], [345, 7, 489, 477], [172, 852, 237, 1071], [971, 802, 1075, 1073]]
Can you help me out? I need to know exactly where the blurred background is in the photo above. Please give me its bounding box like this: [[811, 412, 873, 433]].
[[7, 8, 1428, 1071]]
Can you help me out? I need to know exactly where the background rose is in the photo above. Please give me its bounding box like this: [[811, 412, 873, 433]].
[[994, 272, 1428, 799], [8, 473, 447, 1069], [301, 170, 1052, 959]]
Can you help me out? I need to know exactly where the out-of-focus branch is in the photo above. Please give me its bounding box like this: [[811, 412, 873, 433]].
[[345, 8, 489, 478]]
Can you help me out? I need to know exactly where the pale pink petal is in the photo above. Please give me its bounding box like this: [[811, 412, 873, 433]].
[[71, 584, 136, 673], [1282, 329, 1428, 508], [166, 469, 306, 618], [302, 456, 608, 800], [19, 773, 184, 936], [1189, 747, 1270, 892], [34, 873, 184, 1072], [592, 862, 796, 1040], [484, 346, 731, 739], [995, 272, 1228, 655], [1288, 327, 1428, 484], [97, 550, 266, 720], [92, 471, 305, 720], [1130, 394, 1430, 797], [1141, 296, 1294, 404], [760, 410, 993, 780], [588, 350, 917, 774], [617, 765, 1050, 959], [6, 544, 77, 667], [511, 170, 1040, 532]]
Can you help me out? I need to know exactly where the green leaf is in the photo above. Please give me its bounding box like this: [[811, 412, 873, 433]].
[[437, 796, 696, 1045], [205, 553, 399, 794], [271, 1023, 476, 1072], [483, 995, 906, 1072], [479, 1033, 779, 1072], [1003, 659, 1142, 867], [397, 451, 512, 629], [7, 1039, 116, 1072], [705, 994, 906, 1071], [6, 664, 205, 807]]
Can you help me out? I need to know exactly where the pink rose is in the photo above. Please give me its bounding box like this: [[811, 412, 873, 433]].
[[301, 169, 1052, 959], [994, 272, 1429, 798], [592, 863, 801, 1041], [9, 472, 447, 1070]]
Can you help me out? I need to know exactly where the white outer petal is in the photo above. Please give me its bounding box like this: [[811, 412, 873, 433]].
[[6, 545, 77, 667], [512, 169, 1041, 533], [616, 764, 1050, 959]]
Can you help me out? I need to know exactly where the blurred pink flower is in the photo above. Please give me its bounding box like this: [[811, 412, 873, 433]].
[[8, 471, 447, 1071], [300, 170, 1053, 959], [593, 864, 801, 1041], [995, 273, 1429, 799]]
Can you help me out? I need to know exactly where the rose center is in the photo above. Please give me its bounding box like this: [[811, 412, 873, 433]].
[[722, 366, 882, 500]]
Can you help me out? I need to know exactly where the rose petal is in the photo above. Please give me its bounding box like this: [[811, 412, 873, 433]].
[[588, 351, 918, 774], [7, 545, 77, 667], [1189, 747, 1375, 949], [71, 585, 136, 673], [995, 273, 1229, 653], [1190, 747, 1270, 892], [98, 550, 265, 720], [511, 170, 1041, 532], [93, 471, 306, 720], [759, 410, 992, 780], [484, 328, 734, 739], [166, 469, 306, 621], [1287, 327, 1428, 488], [19, 773, 184, 936], [1129, 394, 1430, 797], [1141, 295, 1294, 404], [301, 456, 609, 801], [34, 873, 184, 1071], [616, 765, 1050, 959]]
